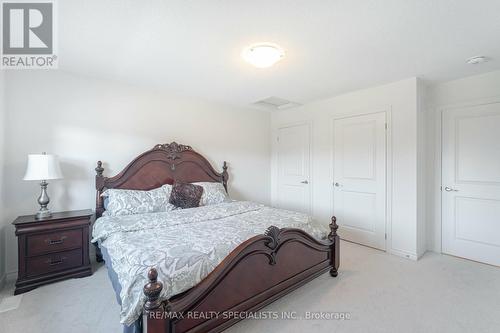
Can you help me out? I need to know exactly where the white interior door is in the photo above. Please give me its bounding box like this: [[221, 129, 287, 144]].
[[442, 102, 500, 266], [333, 112, 387, 250], [277, 124, 311, 214]]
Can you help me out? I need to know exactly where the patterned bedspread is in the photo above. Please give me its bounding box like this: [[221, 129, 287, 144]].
[[92, 201, 329, 325]]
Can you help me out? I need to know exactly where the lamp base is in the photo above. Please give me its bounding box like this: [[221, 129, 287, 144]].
[[36, 180, 52, 220], [36, 208, 52, 220]]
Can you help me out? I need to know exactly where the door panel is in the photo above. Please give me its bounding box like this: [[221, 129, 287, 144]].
[[342, 121, 376, 179], [341, 191, 376, 232], [455, 197, 500, 247], [334, 112, 386, 250], [442, 103, 500, 266], [277, 124, 311, 214], [456, 114, 500, 184]]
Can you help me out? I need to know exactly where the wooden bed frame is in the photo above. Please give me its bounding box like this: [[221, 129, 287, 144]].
[[94, 142, 339, 333]]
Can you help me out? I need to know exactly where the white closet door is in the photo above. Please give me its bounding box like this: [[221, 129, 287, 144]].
[[277, 124, 311, 214], [334, 112, 387, 250], [442, 102, 500, 266]]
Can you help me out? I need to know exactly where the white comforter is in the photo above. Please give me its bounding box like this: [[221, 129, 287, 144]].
[[92, 201, 328, 325]]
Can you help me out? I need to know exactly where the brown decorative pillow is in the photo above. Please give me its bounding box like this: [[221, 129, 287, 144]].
[[169, 182, 204, 209]]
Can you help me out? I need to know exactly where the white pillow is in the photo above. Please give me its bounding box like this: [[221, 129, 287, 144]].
[[193, 182, 229, 206], [102, 184, 175, 216]]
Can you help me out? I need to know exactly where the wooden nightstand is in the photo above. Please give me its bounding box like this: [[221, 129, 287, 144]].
[[13, 209, 93, 295]]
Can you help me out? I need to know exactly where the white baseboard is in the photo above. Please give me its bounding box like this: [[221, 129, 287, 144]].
[[0, 273, 5, 292], [389, 248, 418, 261], [6, 271, 17, 282], [417, 249, 428, 260], [0, 271, 18, 293]]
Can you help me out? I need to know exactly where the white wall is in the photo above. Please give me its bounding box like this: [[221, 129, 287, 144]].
[[0, 72, 6, 287], [271, 78, 423, 259], [1, 70, 271, 277], [426, 70, 500, 252]]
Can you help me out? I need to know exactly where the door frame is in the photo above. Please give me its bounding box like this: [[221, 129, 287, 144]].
[[331, 108, 392, 253], [436, 96, 500, 254], [275, 121, 313, 215]]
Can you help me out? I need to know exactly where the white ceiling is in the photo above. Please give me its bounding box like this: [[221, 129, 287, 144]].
[[59, 0, 500, 108]]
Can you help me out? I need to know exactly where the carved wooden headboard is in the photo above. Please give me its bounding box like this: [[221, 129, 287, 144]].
[[94, 142, 228, 218]]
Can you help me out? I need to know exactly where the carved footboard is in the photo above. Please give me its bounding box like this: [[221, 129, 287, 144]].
[[143, 217, 340, 333]]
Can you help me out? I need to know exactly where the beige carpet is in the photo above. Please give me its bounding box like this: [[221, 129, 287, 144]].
[[1, 241, 499, 333]]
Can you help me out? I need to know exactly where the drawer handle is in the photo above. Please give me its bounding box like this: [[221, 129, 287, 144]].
[[46, 236, 67, 245], [47, 257, 66, 266]]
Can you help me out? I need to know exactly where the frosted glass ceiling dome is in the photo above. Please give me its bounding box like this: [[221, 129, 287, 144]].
[[241, 43, 285, 68]]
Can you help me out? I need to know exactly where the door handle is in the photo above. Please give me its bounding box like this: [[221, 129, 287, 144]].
[[300, 180, 309, 184], [334, 182, 341, 187], [444, 186, 458, 192]]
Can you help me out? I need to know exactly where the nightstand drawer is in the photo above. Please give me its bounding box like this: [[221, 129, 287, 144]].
[[27, 228, 83, 256], [26, 248, 83, 278]]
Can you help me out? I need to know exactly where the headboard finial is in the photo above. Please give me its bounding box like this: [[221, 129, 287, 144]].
[[95, 161, 104, 177], [222, 161, 228, 191]]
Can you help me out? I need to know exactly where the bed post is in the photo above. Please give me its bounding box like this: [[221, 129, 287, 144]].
[[95, 161, 105, 217], [94, 161, 105, 263], [328, 216, 340, 277], [222, 161, 228, 192], [143, 268, 170, 333]]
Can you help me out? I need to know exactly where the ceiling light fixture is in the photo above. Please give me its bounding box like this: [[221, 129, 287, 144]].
[[242, 43, 285, 68], [466, 56, 489, 65]]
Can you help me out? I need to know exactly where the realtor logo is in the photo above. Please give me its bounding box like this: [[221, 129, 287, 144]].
[[1, 0, 57, 69]]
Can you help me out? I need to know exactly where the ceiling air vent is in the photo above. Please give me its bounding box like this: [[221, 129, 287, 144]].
[[252, 97, 301, 110]]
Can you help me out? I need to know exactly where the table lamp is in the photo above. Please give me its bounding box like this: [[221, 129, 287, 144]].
[[23, 152, 63, 219]]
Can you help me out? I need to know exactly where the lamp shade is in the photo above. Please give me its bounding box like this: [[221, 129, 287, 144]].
[[23, 154, 63, 181]]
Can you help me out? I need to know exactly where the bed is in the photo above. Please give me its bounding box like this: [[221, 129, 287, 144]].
[[92, 142, 340, 333]]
